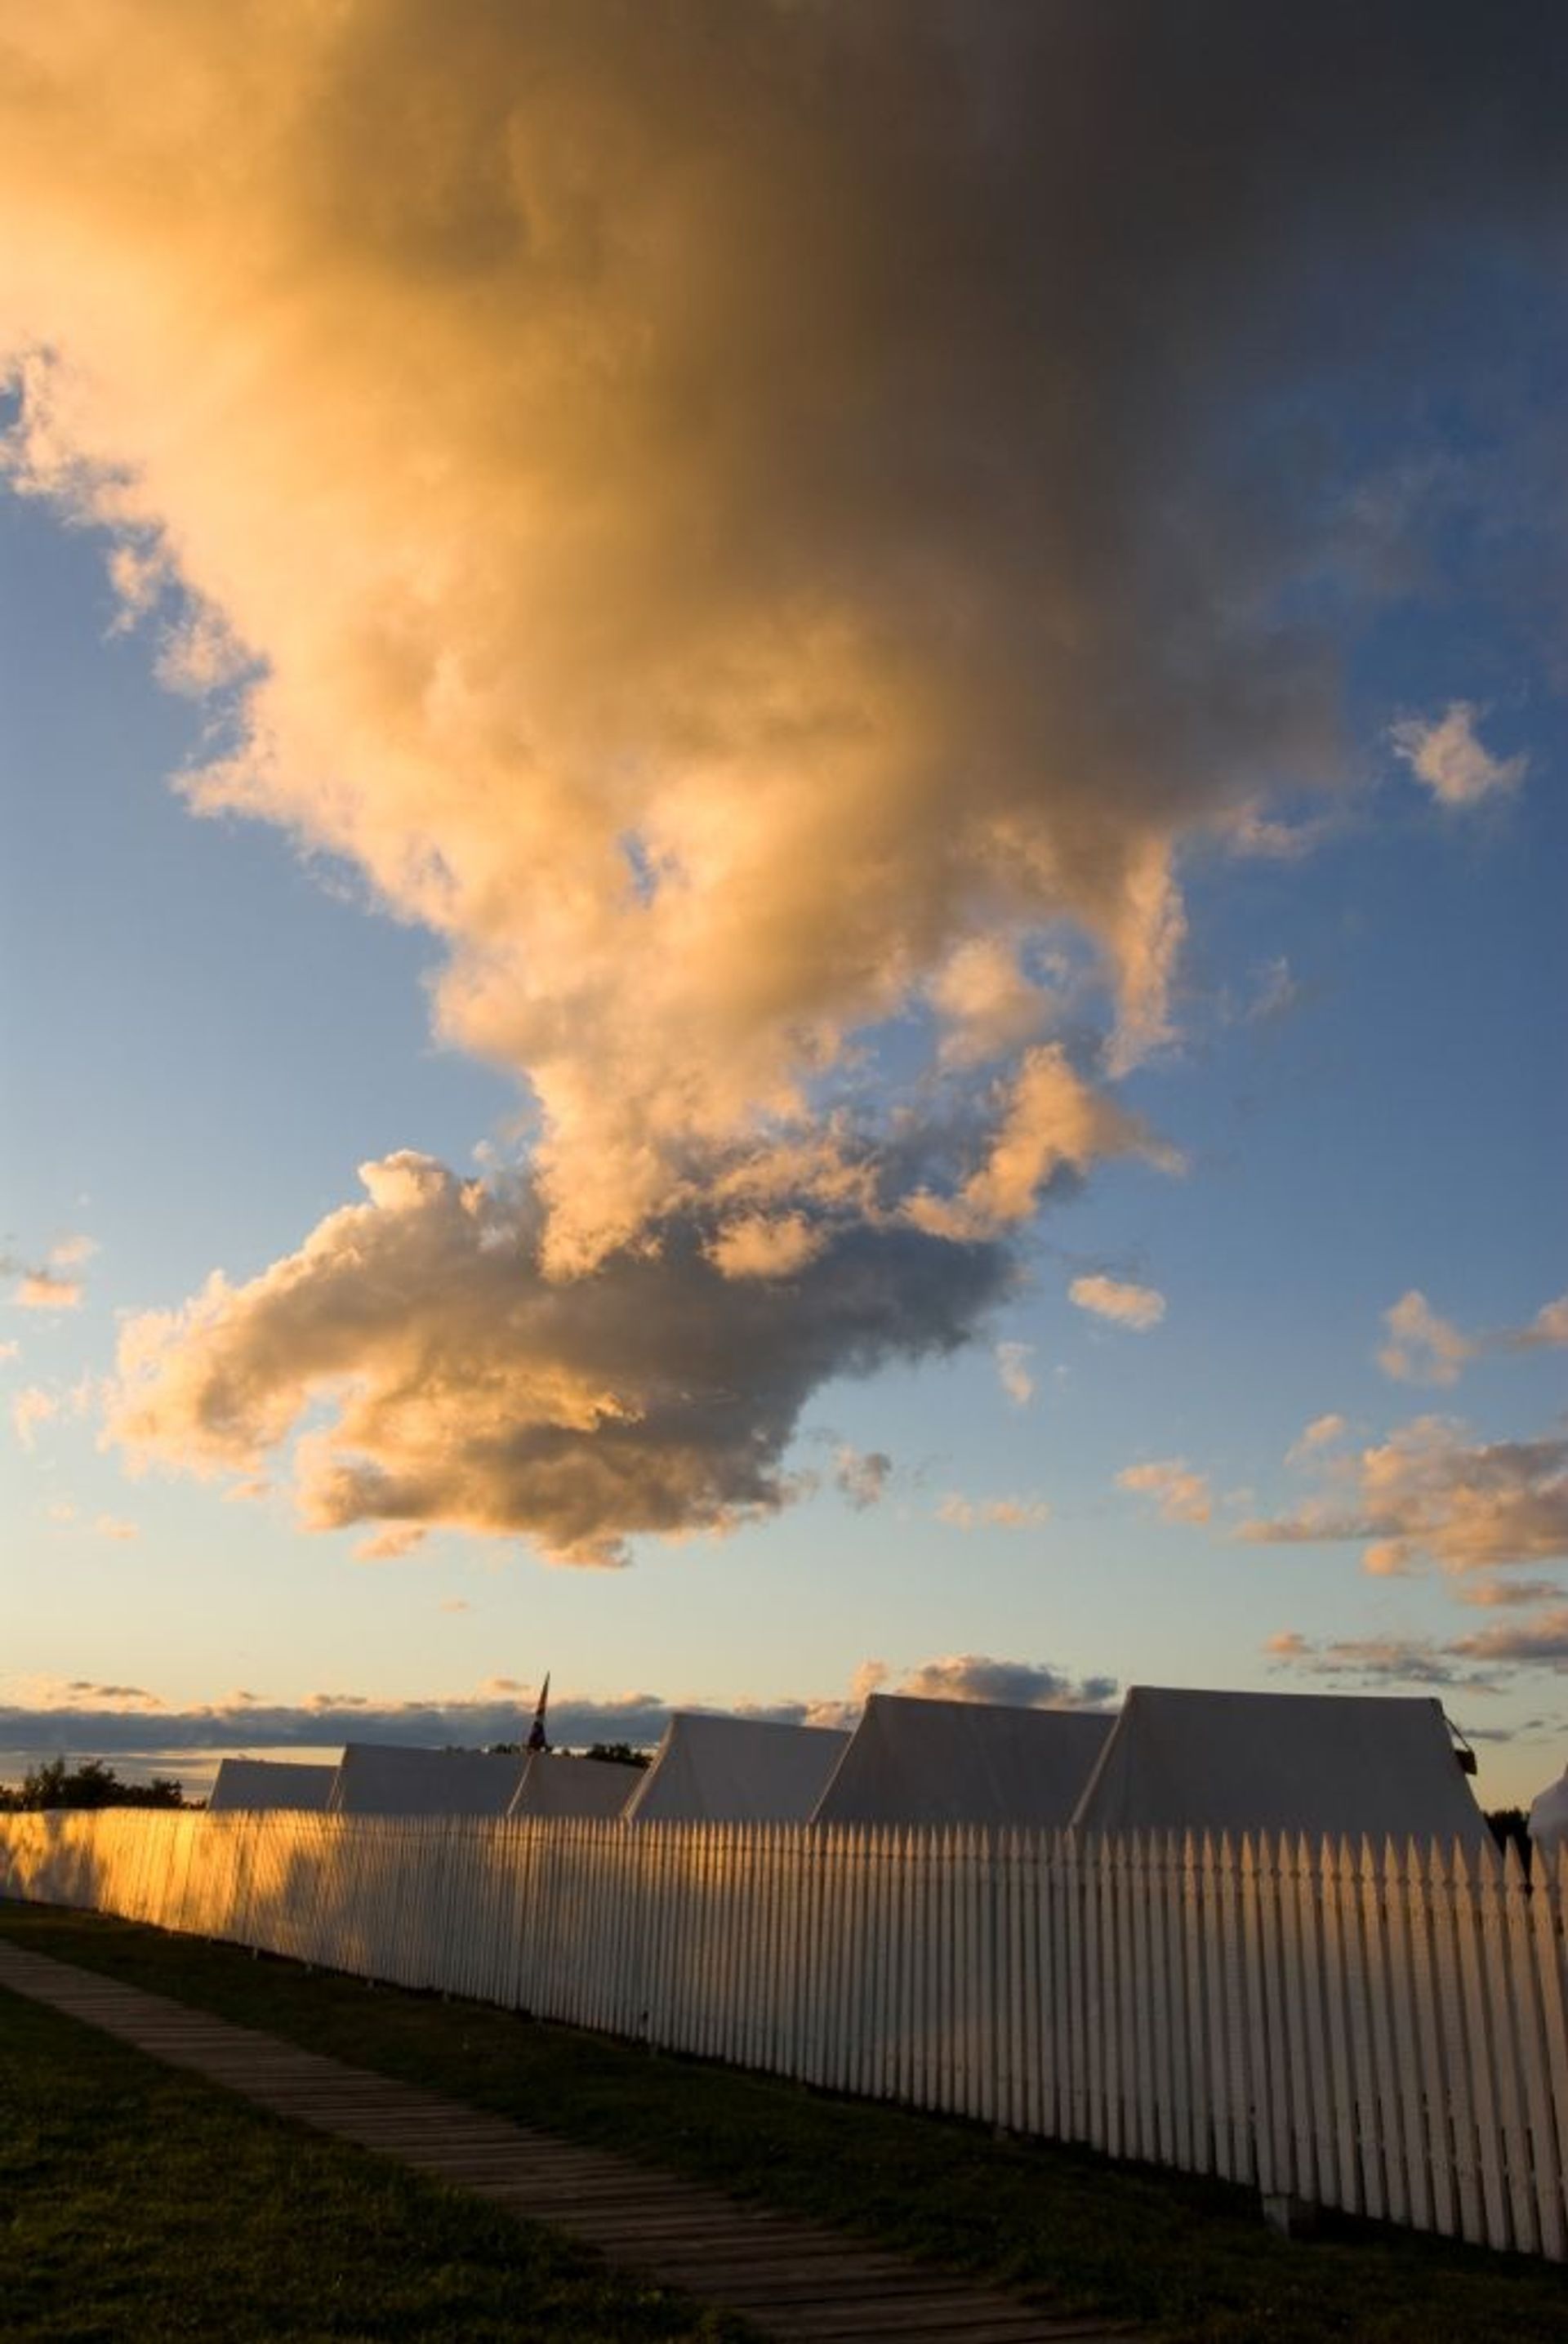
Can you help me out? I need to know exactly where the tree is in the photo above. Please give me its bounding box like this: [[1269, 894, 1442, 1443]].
[[585, 1741, 652, 1770], [0, 1758, 189, 1811], [1485, 1806, 1531, 1873]]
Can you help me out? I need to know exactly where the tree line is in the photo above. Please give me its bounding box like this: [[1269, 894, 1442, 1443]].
[[0, 1758, 191, 1811]]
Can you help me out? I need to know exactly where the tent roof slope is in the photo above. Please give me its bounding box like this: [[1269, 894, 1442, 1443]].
[[626, 1713, 848, 1824], [327, 1742, 528, 1817], [207, 1758, 336, 1812], [1070, 1686, 1490, 1848], [813, 1693, 1112, 1828], [508, 1753, 642, 1820]]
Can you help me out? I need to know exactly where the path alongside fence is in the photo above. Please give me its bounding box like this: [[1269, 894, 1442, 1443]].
[[0, 1938, 1126, 2344], [2, 1807, 1564, 2264]]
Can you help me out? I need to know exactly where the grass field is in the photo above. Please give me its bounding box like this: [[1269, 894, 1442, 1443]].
[[1, 1976, 749, 2343], [2, 1899, 1563, 2342]]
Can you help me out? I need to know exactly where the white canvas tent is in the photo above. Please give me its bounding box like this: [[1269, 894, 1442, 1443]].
[[1529, 1765, 1568, 1860], [507, 1752, 642, 1820], [207, 1758, 336, 1812], [327, 1742, 528, 1817], [813, 1693, 1112, 1829], [1070, 1686, 1490, 1847], [625, 1713, 848, 1825]]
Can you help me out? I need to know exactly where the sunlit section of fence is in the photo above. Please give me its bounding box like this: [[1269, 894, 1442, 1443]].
[[3, 1811, 1564, 2259]]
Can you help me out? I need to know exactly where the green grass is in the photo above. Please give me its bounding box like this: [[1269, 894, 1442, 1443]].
[[4, 1900, 1565, 2342], [0, 1970, 750, 2344]]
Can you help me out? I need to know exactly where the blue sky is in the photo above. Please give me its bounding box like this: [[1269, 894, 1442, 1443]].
[[2, 4, 1564, 1806]]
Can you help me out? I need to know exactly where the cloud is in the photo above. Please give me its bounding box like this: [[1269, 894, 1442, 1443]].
[[1243, 956, 1303, 1024], [1286, 1413, 1348, 1465], [4, 1234, 96, 1312], [906, 1047, 1177, 1244], [1238, 1415, 1568, 1576], [1117, 1457, 1213, 1525], [63, 1678, 164, 1709], [1225, 806, 1334, 862], [11, 1386, 59, 1448], [0, 1651, 1120, 1764], [0, 1339, 18, 1364], [1389, 702, 1528, 807], [1450, 1610, 1568, 1668], [1263, 1629, 1501, 1693], [1269, 1601, 1568, 1687], [2, 5, 1561, 1531], [1379, 1288, 1568, 1385], [439, 1598, 471, 1615], [886, 1654, 1116, 1709], [832, 1446, 893, 1512], [930, 939, 1054, 1069], [995, 1341, 1035, 1408], [92, 1515, 138, 1542], [105, 1152, 1011, 1566], [353, 1526, 428, 1563], [936, 1492, 1051, 1531], [49, 1234, 99, 1268], [11, 1268, 83, 1312], [1454, 1576, 1566, 1610], [1069, 1273, 1166, 1332], [0, 2, 1558, 1291], [1378, 1291, 1475, 1386], [1523, 1296, 1568, 1350], [706, 1212, 827, 1282]]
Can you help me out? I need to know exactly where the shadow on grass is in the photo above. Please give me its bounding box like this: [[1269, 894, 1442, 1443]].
[[3, 1900, 1563, 2343], [1, 1985, 750, 2344]]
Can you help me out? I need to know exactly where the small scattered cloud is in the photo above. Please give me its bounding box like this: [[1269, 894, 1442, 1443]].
[[1223, 805, 1334, 862], [1379, 1287, 1568, 1386], [1389, 702, 1527, 807], [937, 1492, 1051, 1531], [1263, 1629, 1501, 1692], [0, 1339, 19, 1364], [995, 1341, 1035, 1408], [1117, 1457, 1212, 1525], [439, 1598, 471, 1614], [11, 1386, 59, 1448], [1379, 1290, 1475, 1386], [64, 1677, 164, 1710], [1070, 1272, 1165, 1332], [906, 1047, 1178, 1244], [1454, 1576, 1566, 1609], [1244, 956, 1303, 1025], [49, 1234, 99, 1268], [12, 1268, 83, 1312], [1286, 1412, 1349, 1465], [92, 1515, 138, 1542], [884, 1653, 1116, 1710], [833, 1446, 893, 1511], [1238, 1415, 1568, 1577], [1450, 1609, 1568, 1668], [352, 1526, 429, 1562], [4, 1234, 96, 1312]]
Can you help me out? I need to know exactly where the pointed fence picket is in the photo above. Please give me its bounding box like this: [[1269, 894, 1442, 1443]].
[[2, 1806, 1564, 2261]]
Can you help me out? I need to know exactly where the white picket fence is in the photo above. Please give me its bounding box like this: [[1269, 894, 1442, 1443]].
[[2, 1808, 1565, 2261]]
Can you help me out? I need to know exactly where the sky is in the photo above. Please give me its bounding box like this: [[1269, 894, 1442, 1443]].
[[2, 2, 1565, 1807]]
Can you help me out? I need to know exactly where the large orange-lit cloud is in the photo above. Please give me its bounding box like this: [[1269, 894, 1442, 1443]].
[[106, 1152, 1012, 1564], [3, 3, 1561, 1544]]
